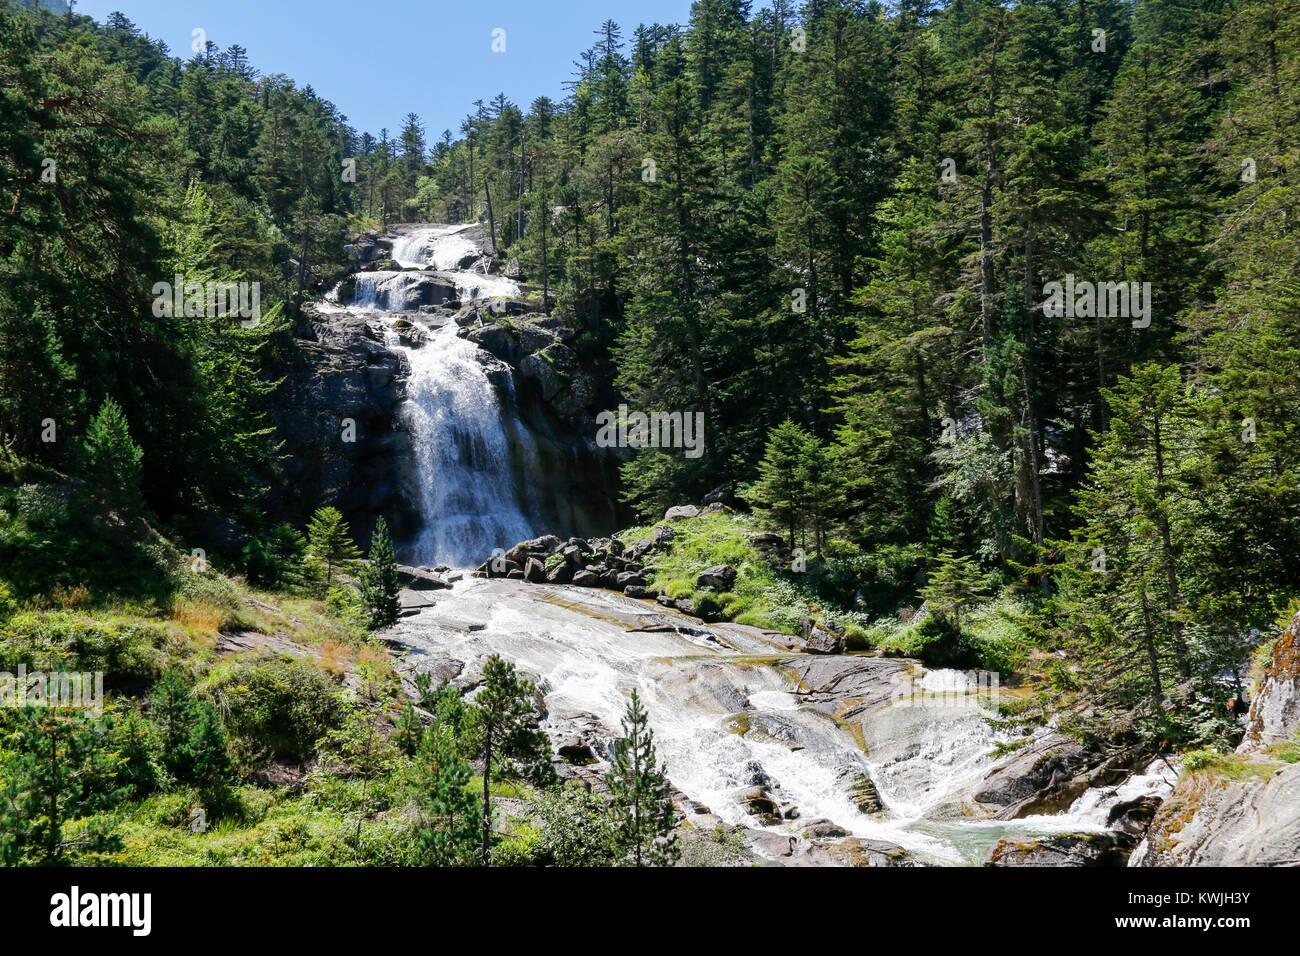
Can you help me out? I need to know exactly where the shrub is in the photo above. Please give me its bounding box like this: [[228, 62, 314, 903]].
[[0, 611, 169, 683], [199, 656, 343, 762]]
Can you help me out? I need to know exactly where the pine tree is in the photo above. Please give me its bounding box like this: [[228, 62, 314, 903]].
[[0, 710, 128, 865], [919, 551, 986, 635], [415, 726, 481, 866], [468, 655, 553, 865], [305, 507, 361, 591], [358, 517, 401, 630], [81, 398, 144, 512], [605, 690, 677, 867]]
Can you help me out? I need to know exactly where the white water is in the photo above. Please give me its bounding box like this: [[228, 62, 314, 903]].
[[389, 577, 1119, 864], [347, 224, 539, 566], [397, 323, 539, 565]]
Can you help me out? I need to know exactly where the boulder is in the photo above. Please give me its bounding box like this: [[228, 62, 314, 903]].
[[664, 504, 699, 521], [397, 565, 450, 591], [572, 570, 599, 587], [801, 819, 851, 839], [696, 565, 737, 590], [546, 563, 573, 584], [1134, 762, 1300, 866], [523, 556, 547, 582], [985, 832, 1131, 867], [971, 732, 1088, 814], [556, 737, 596, 764], [734, 786, 784, 826], [802, 621, 844, 655], [616, 571, 646, 589], [624, 585, 654, 600], [835, 767, 886, 815], [651, 525, 676, 547]]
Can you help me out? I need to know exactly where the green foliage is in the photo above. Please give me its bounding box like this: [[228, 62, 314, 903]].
[[0, 611, 169, 681], [358, 517, 400, 630], [528, 784, 620, 867], [469, 654, 554, 864], [919, 551, 988, 635], [242, 523, 310, 591], [605, 690, 677, 866], [198, 656, 343, 763], [80, 398, 144, 513], [0, 709, 129, 865], [149, 670, 234, 811], [305, 507, 361, 592], [413, 725, 480, 866]]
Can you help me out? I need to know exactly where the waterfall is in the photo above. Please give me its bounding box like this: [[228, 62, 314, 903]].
[[398, 323, 539, 566], [351, 224, 538, 567]]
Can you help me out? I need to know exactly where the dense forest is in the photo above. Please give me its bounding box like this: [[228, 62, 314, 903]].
[[0, 0, 1298, 867]]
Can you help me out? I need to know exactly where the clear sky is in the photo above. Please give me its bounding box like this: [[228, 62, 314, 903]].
[[75, 0, 697, 139]]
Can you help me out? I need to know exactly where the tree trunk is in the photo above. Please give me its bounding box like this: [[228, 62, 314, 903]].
[[480, 734, 493, 866]]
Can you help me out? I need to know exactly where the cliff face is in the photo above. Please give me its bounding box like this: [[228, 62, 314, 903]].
[[265, 310, 421, 546], [1134, 611, 1300, 867], [1242, 610, 1300, 754]]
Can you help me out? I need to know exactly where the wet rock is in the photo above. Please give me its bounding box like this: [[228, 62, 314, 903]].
[[1107, 793, 1164, 838], [572, 570, 599, 587], [985, 832, 1131, 867], [835, 767, 886, 815], [524, 556, 547, 582], [830, 838, 922, 868], [971, 732, 1087, 814], [802, 818, 851, 839], [780, 656, 910, 721], [624, 585, 654, 599], [397, 565, 450, 591], [734, 786, 783, 826]]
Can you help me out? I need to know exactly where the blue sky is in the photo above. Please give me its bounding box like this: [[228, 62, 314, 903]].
[[76, 0, 697, 139]]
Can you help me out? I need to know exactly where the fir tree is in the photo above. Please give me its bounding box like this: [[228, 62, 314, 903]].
[[81, 398, 143, 512], [306, 507, 361, 591], [358, 517, 401, 630], [605, 690, 677, 867], [469, 655, 554, 864]]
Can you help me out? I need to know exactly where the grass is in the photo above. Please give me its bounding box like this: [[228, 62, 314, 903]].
[[615, 511, 1032, 674], [1179, 749, 1285, 781], [615, 511, 867, 636]]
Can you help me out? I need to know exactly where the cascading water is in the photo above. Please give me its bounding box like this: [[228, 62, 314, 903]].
[[386, 576, 1115, 865], [398, 323, 539, 566], [347, 224, 540, 566]]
